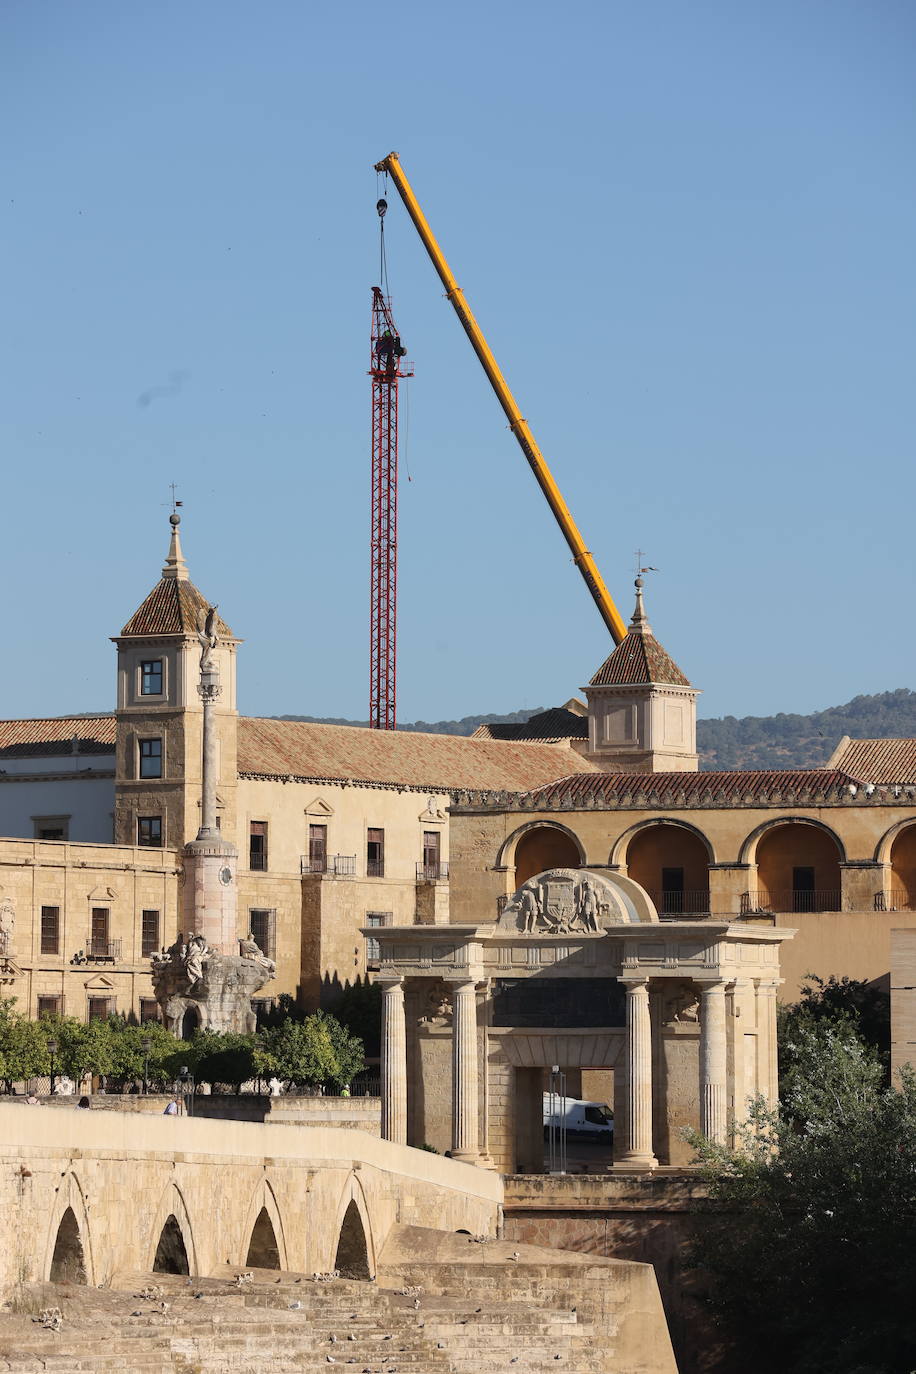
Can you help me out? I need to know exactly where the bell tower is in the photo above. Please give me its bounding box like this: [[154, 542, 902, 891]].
[[112, 513, 241, 853], [583, 578, 699, 773]]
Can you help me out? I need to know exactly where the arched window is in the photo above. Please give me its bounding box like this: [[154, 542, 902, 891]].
[[514, 827, 582, 887], [889, 825, 916, 910], [50, 1206, 86, 1283], [334, 1199, 370, 1280], [754, 823, 842, 912], [246, 1207, 280, 1270], [624, 824, 710, 915], [153, 1214, 190, 1275]]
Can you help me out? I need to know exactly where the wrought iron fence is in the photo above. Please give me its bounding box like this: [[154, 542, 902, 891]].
[[81, 937, 122, 962], [875, 888, 916, 912], [416, 860, 449, 881], [301, 854, 356, 877], [649, 889, 710, 916], [741, 890, 841, 915]]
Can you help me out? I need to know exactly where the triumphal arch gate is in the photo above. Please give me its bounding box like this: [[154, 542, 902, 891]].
[[366, 868, 793, 1172]]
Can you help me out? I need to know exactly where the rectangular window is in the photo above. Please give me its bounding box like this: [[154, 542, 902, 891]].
[[137, 815, 162, 848], [141, 909, 160, 957], [87, 997, 111, 1022], [365, 911, 390, 962], [139, 998, 160, 1024], [367, 828, 385, 878], [249, 909, 276, 959], [140, 659, 163, 695], [309, 823, 328, 873], [90, 908, 109, 957], [249, 821, 268, 871], [139, 737, 163, 779], [422, 830, 441, 879], [37, 995, 61, 1019], [34, 817, 69, 841], [40, 906, 60, 955]]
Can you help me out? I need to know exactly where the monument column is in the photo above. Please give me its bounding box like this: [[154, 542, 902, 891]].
[[617, 976, 657, 1169], [380, 978, 407, 1145], [700, 980, 728, 1144], [450, 979, 480, 1162]]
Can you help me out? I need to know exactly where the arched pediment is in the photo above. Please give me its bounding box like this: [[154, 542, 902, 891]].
[[498, 867, 658, 933]]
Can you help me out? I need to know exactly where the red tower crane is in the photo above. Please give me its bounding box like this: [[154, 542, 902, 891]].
[[369, 285, 412, 730]]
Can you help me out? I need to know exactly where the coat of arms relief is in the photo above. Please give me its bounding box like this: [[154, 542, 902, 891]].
[[498, 867, 641, 933]]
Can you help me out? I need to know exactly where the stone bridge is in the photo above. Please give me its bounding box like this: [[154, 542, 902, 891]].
[[0, 1104, 501, 1289]]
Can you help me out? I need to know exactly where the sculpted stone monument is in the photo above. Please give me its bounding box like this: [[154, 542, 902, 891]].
[[498, 867, 652, 932], [155, 586, 274, 1034]]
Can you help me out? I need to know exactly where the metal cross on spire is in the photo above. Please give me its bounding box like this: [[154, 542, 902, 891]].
[[634, 550, 659, 576]]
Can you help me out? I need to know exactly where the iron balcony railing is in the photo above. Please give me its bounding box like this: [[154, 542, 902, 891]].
[[83, 936, 122, 962], [300, 854, 356, 877], [366, 860, 385, 878], [741, 890, 842, 915], [649, 889, 711, 917], [875, 888, 916, 912], [417, 860, 449, 881]]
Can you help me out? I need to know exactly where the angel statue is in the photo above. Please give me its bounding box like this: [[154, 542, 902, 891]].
[[197, 604, 219, 673]]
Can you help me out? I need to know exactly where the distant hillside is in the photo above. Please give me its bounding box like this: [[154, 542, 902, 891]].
[[275, 689, 916, 771]]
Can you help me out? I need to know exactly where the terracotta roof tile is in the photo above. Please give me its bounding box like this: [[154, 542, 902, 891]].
[[0, 716, 116, 759], [830, 738, 916, 785], [120, 579, 233, 638], [589, 632, 691, 687], [519, 768, 856, 807], [237, 718, 598, 792], [472, 707, 588, 743]]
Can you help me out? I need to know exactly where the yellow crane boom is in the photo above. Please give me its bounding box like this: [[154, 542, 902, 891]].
[[374, 150, 628, 645]]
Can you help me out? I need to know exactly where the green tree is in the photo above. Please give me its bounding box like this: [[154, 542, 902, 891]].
[[187, 1031, 257, 1092], [688, 1017, 916, 1373], [314, 1010, 365, 1089], [254, 1015, 340, 1087], [106, 1018, 182, 1087], [0, 999, 48, 1090]]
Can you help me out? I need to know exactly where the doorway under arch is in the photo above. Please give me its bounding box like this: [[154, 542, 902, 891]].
[[624, 824, 710, 915], [334, 1199, 370, 1280], [889, 825, 916, 909], [755, 822, 842, 912], [514, 827, 581, 887], [181, 1006, 200, 1041], [49, 1206, 87, 1283], [245, 1207, 280, 1269], [153, 1215, 190, 1275]]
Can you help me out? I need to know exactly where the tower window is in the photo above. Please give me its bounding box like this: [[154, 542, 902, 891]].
[[141, 659, 163, 695], [138, 815, 162, 848], [250, 822, 268, 871], [139, 738, 163, 779]]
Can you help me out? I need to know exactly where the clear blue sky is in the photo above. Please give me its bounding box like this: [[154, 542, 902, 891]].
[[3, 1, 914, 725]]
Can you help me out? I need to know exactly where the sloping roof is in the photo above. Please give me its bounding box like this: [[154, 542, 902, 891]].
[[829, 737, 916, 785], [472, 707, 589, 744], [237, 718, 599, 792], [518, 768, 856, 808], [120, 579, 233, 638], [0, 716, 116, 759], [589, 632, 691, 687]]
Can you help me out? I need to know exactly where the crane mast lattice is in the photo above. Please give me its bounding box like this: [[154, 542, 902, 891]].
[[369, 286, 412, 730]]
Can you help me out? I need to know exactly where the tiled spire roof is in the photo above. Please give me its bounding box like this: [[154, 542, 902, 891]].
[[119, 514, 234, 638], [589, 578, 690, 687]]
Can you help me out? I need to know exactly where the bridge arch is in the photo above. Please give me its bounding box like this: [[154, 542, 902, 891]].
[[331, 1173, 376, 1280], [45, 1173, 94, 1285], [241, 1179, 288, 1271], [147, 1182, 198, 1277]]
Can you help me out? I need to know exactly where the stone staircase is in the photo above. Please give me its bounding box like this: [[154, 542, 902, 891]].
[[0, 1272, 599, 1373]]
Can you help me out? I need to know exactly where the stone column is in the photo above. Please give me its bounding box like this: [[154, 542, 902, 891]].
[[758, 979, 780, 1107], [617, 977, 657, 1169], [700, 980, 728, 1144], [380, 978, 407, 1145], [451, 979, 480, 1162], [199, 668, 219, 838]]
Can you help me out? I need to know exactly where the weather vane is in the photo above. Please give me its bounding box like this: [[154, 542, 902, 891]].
[[634, 550, 659, 577]]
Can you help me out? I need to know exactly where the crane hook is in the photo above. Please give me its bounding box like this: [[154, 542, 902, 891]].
[[376, 198, 388, 219]]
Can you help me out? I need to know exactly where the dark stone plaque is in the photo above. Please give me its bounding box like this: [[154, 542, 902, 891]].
[[491, 977, 626, 1029]]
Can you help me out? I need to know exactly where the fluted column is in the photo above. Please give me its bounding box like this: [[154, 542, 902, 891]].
[[380, 978, 407, 1145], [451, 979, 480, 1162], [759, 979, 780, 1107], [700, 980, 728, 1144], [617, 977, 657, 1168]]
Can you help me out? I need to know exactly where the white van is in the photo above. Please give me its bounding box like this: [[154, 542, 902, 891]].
[[543, 1095, 614, 1143]]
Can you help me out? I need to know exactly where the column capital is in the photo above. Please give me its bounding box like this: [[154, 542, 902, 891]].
[[621, 974, 651, 990], [377, 974, 404, 991], [444, 975, 478, 990], [698, 978, 727, 992]]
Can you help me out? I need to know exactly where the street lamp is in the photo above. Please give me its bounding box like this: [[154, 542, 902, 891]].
[[141, 1036, 152, 1095], [177, 1065, 194, 1117], [47, 1037, 58, 1096]]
